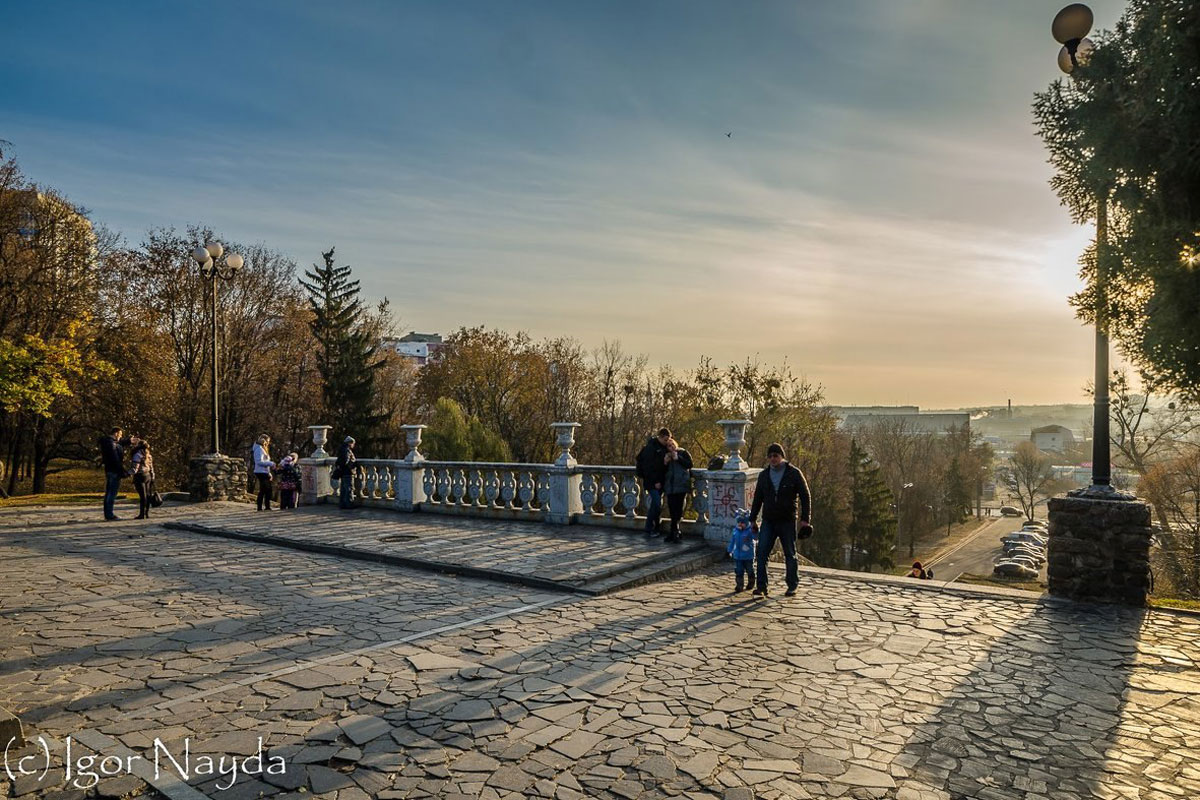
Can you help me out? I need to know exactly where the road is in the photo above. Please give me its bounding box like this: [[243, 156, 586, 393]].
[[922, 514, 1036, 581]]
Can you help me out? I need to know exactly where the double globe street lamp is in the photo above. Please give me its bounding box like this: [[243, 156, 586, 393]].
[[191, 242, 243, 456], [1050, 3, 1132, 501]]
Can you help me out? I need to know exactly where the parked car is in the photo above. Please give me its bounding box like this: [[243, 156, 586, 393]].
[[1000, 506, 1023, 517], [1023, 521, 1048, 532], [994, 560, 1039, 579], [1003, 532, 1047, 546], [1004, 545, 1045, 562], [1003, 554, 1041, 573]]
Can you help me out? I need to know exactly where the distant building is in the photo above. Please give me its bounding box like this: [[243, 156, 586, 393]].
[[828, 406, 970, 436], [1031, 425, 1075, 453], [379, 332, 444, 367]]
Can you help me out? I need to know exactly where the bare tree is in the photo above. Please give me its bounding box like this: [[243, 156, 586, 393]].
[[1000, 442, 1064, 521]]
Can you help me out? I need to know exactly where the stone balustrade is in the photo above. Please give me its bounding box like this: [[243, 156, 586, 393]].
[[300, 420, 749, 541]]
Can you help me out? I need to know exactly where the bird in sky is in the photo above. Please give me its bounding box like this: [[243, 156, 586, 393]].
[[725, 132, 732, 138]]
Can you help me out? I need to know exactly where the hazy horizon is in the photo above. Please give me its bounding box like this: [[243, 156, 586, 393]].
[[1, 0, 1131, 408]]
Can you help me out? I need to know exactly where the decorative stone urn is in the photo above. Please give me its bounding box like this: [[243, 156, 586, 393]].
[[551, 422, 581, 468], [402, 424, 427, 463], [308, 424, 333, 458], [717, 419, 753, 470]]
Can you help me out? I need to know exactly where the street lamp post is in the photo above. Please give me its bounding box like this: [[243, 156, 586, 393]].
[[190, 242, 243, 455], [1050, 3, 1134, 501]]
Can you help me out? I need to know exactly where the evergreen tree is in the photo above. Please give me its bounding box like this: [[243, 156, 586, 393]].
[[299, 248, 385, 446], [847, 439, 896, 572], [1033, 0, 1200, 396]]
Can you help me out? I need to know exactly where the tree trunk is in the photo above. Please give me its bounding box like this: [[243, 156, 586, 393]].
[[32, 417, 48, 494]]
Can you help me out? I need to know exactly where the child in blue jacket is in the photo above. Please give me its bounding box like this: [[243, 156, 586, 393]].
[[727, 509, 758, 592]]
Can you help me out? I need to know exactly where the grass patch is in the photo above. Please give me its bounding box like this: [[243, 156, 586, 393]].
[[1149, 596, 1200, 613], [0, 460, 134, 508], [0, 492, 134, 508], [957, 572, 1047, 594]]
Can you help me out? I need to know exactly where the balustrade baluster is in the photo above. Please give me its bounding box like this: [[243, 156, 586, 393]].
[[620, 474, 640, 520], [537, 471, 552, 518], [599, 472, 619, 518], [467, 468, 484, 507], [692, 473, 709, 524], [436, 468, 451, 506], [484, 469, 500, 508], [518, 470, 535, 511], [451, 468, 468, 506], [422, 467, 435, 505], [499, 470, 516, 509], [579, 472, 597, 515]]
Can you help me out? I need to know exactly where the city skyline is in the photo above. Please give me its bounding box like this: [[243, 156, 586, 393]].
[[1, 0, 1130, 408]]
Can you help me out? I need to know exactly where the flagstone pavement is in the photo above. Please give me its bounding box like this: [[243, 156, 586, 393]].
[[1, 503, 1198, 800]]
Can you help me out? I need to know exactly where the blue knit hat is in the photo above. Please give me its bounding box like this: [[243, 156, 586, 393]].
[[734, 508, 750, 525]]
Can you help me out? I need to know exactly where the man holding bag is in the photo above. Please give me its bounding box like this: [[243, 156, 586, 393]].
[[748, 442, 813, 599]]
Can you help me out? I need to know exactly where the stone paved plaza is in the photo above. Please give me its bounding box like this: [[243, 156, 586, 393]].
[[2, 504, 1199, 800]]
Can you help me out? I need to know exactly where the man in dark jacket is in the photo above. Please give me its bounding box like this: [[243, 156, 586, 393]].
[[335, 436, 357, 509], [99, 427, 127, 521], [749, 442, 812, 598], [635, 428, 672, 535]]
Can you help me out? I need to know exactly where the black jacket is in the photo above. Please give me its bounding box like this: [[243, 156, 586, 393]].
[[99, 435, 125, 475], [635, 437, 669, 487], [750, 462, 811, 529], [335, 442, 357, 473]]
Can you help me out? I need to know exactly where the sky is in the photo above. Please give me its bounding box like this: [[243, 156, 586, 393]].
[[0, 0, 1130, 409]]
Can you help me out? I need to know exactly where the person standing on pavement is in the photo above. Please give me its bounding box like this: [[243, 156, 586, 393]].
[[749, 442, 812, 599], [130, 437, 156, 519], [662, 437, 694, 542], [335, 436, 357, 509], [252, 434, 276, 511], [277, 452, 301, 510], [99, 426, 128, 521], [635, 427, 672, 536]]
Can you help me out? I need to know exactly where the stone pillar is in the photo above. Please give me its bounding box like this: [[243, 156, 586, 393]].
[[703, 468, 761, 545], [300, 424, 334, 505], [394, 424, 428, 512], [548, 422, 582, 525], [1047, 495, 1154, 605], [188, 454, 247, 501], [300, 457, 334, 505], [703, 420, 760, 544]]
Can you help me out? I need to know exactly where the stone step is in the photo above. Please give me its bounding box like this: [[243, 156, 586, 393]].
[[162, 520, 722, 596], [574, 548, 726, 595]]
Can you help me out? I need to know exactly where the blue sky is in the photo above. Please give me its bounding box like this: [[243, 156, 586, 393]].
[[1, 0, 1128, 407]]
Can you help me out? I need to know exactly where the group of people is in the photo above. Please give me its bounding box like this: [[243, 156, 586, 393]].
[[638, 429, 813, 599], [98, 427, 158, 520], [250, 434, 302, 511]]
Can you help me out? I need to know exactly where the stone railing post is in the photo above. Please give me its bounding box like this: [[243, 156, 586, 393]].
[[703, 419, 760, 544], [1047, 494, 1154, 605], [394, 424, 428, 512], [299, 423, 334, 504], [548, 422, 582, 524]]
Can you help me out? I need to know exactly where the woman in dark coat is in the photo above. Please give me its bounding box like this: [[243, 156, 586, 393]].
[[130, 437, 155, 519], [662, 437, 694, 542]]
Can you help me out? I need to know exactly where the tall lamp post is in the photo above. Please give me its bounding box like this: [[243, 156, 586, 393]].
[[1051, 3, 1133, 501], [191, 242, 243, 455]]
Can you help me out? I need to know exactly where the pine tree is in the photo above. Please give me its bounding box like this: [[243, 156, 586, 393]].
[[847, 440, 896, 572], [299, 248, 385, 447]]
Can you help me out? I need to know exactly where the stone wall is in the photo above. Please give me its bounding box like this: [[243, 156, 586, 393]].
[[1047, 495, 1153, 605], [188, 455, 248, 502]]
